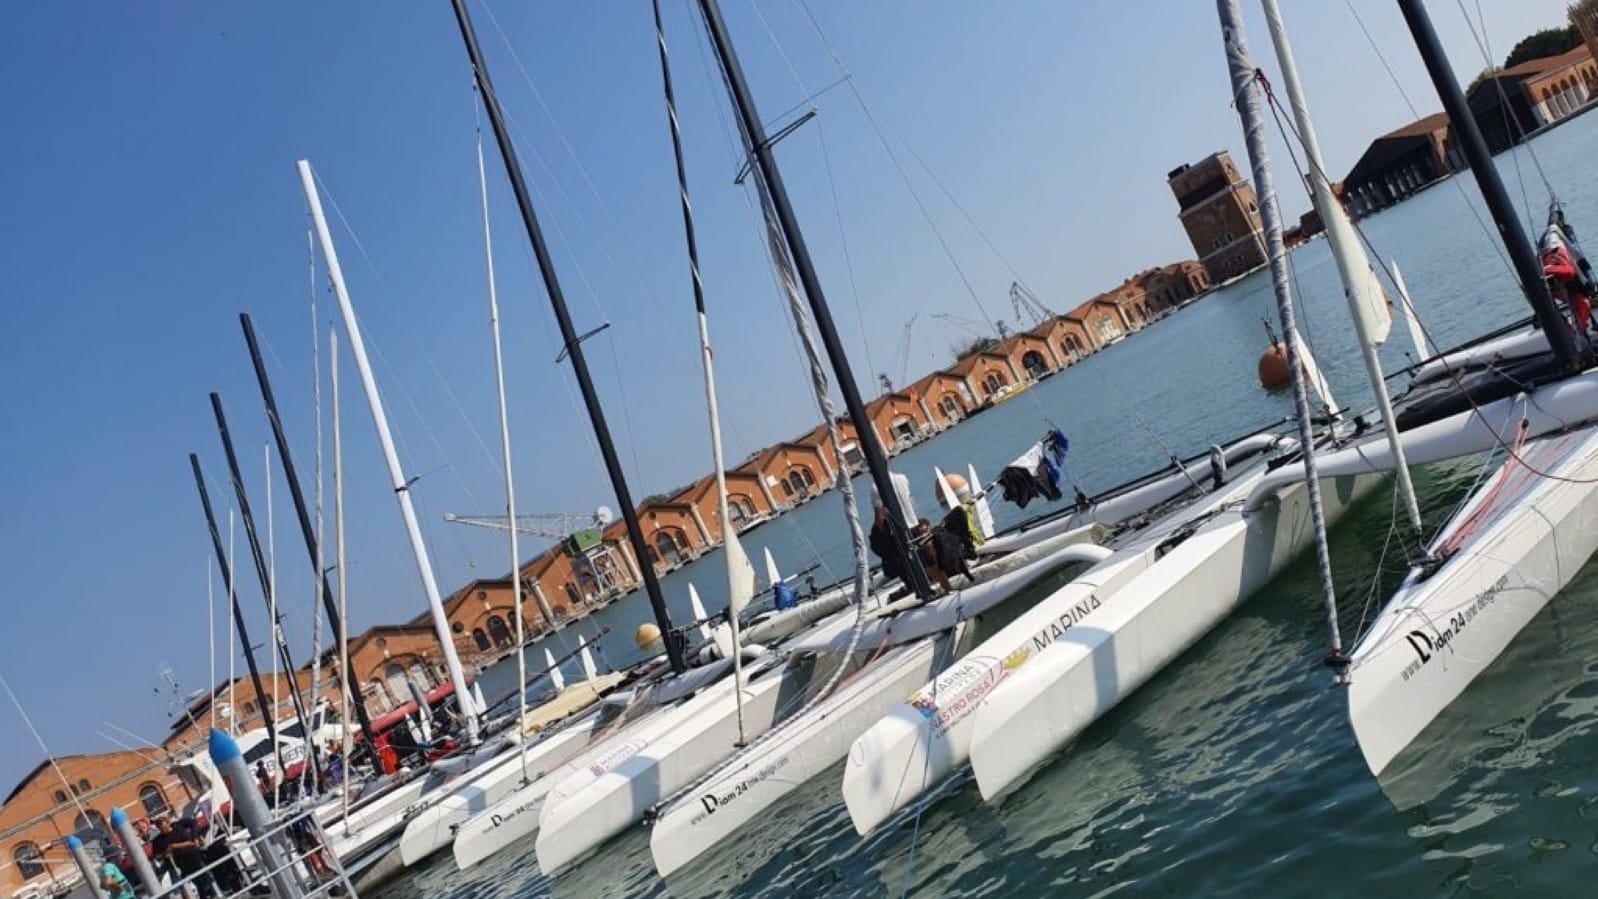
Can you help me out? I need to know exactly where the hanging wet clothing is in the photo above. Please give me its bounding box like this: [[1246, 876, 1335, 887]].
[[997, 443, 1064, 508]]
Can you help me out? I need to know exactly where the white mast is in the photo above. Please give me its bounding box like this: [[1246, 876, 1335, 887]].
[[207, 560, 216, 732], [1260, 0, 1423, 535], [476, 118, 534, 781], [228, 511, 237, 736], [298, 159, 480, 745], [332, 326, 353, 825]]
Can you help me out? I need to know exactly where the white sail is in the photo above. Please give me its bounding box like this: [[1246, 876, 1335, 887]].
[[544, 649, 566, 693], [688, 584, 713, 642], [967, 464, 996, 538], [1390, 260, 1435, 361], [579, 637, 598, 683]]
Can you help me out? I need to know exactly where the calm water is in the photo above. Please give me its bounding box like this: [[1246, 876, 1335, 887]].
[[381, 114, 1598, 897]]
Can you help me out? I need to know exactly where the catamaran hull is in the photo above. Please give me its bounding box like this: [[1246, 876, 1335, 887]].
[[648, 637, 947, 878], [840, 452, 1285, 835], [535, 659, 821, 874], [1348, 427, 1598, 775], [398, 725, 590, 866], [968, 471, 1380, 799]]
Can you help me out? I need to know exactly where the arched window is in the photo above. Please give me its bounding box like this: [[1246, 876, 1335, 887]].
[[728, 501, 749, 527], [786, 471, 808, 500], [940, 394, 962, 421], [487, 615, 513, 649], [798, 467, 816, 487], [984, 372, 1006, 395], [384, 663, 411, 704], [1021, 350, 1047, 380], [77, 780, 90, 793], [139, 783, 170, 819], [564, 582, 583, 606], [53, 790, 67, 804], [472, 629, 491, 652], [654, 531, 684, 567], [673, 529, 691, 551], [13, 842, 45, 880], [73, 810, 109, 841]]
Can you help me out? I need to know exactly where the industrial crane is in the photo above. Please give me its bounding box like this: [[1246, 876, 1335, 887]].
[[878, 314, 918, 393], [444, 507, 631, 597], [1009, 281, 1055, 327], [443, 508, 613, 540]]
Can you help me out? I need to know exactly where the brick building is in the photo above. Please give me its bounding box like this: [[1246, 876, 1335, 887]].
[[670, 472, 777, 543], [1168, 151, 1266, 282], [907, 370, 978, 429], [1137, 261, 1211, 316], [863, 392, 934, 454], [947, 352, 1018, 404], [792, 419, 861, 483], [1067, 299, 1131, 347], [1342, 113, 1460, 218], [1031, 316, 1095, 363], [995, 331, 1062, 382], [3, 751, 195, 898], [736, 441, 832, 509]]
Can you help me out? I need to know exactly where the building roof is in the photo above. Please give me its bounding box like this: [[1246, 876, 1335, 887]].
[[1344, 112, 1450, 185], [946, 351, 1011, 377]]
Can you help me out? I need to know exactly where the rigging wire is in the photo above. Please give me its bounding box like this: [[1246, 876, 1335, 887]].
[[1251, 73, 1598, 492], [1337, 0, 1513, 276], [780, 0, 1001, 336]]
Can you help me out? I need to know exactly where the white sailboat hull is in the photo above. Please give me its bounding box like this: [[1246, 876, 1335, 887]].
[[839, 452, 1284, 835], [648, 636, 948, 878], [397, 725, 591, 865], [968, 471, 1380, 799], [535, 658, 819, 874], [1348, 426, 1598, 775]]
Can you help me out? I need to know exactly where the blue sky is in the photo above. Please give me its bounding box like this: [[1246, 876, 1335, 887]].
[[0, 0, 1576, 792]]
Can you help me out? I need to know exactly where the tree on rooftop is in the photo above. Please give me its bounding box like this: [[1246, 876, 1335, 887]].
[[1501, 25, 1582, 69]]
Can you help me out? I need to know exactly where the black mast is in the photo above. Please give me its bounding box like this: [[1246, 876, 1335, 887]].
[[189, 454, 284, 770], [448, 0, 686, 673], [209, 392, 319, 759], [1395, 0, 1581, 371], [238, 313, 379, 757], [694, 0, 932, 598]]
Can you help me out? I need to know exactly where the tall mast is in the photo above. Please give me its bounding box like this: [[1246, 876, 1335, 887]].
[[1259, 0, 1422, 535], [332, 327, 354, 821], [694, 0, 932, 599], [189, 454, 283, 771], [447, 0, 686, 672], [1217, 0, 1345, 670], [210, 393, 318, 752], [473, 105, 535, 781], [298, 160, 481, 743], [650, 0, 755, 741], [1395, 0, 1580, 371], [239, 313, 379, 755]]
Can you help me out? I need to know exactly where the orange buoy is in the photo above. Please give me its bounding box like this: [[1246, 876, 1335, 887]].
[[1258, 344, 1291, 391]]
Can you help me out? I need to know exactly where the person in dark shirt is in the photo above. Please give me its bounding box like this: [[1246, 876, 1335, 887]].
[[150, 817, 176, 884], [169, 817, 216, 898], [868, 502, 906, 584]]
